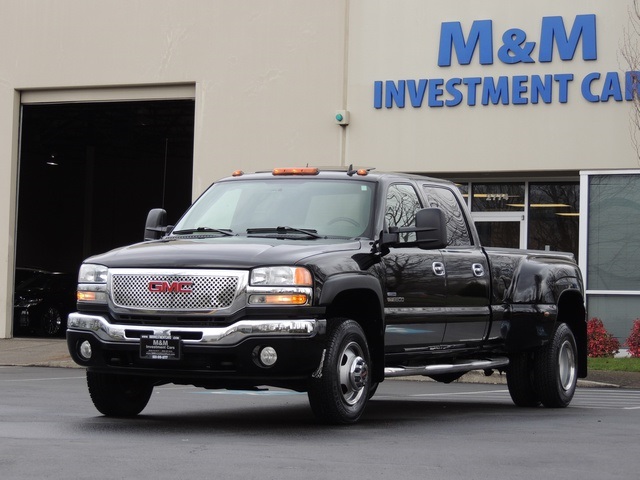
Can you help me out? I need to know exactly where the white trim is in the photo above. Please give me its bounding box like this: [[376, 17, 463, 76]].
[[586, 290, 640, 296], [578, 172, 589, 286], [20, 84, 195, 104], [580, 169, 640, 176]]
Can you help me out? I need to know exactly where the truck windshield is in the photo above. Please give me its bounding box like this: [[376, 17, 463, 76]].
[[172, 178, 376, 239]]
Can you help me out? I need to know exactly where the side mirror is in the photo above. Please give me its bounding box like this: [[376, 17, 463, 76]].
[[415, 208, 448, 250], [377, 207, 448, 253], [144, 208, 168, 241]]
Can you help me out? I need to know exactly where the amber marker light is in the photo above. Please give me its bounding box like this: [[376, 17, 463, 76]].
[[77, 291, 96, 301], [272, 167, 319, 176], [232, 170, 244, 177], [249, 294, 309, 305]]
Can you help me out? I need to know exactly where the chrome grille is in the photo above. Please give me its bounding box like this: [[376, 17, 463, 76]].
[[111, 272, 240, 311]]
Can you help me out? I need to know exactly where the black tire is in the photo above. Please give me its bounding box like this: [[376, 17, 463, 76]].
[[308, 318, 371, 424], [534, 323, 578, 408], [87, 372, 153, 417], [38, 306, 63, 337], [506, 352, 541, 407]]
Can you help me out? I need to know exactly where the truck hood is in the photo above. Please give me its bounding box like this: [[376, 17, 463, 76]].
[[84, 236, 365, 269]]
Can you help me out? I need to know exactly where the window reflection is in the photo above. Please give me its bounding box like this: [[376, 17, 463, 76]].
[[528, 182, 579, 258], [588, 175, 640, 291], [471, 183, 525, 212]]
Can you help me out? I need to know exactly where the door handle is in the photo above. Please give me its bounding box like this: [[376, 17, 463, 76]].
[[432, 262, 445, 276], [472, 263, 485, 277]]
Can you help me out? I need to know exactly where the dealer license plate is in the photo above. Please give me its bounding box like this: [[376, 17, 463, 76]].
[[140, 335, 181, 360]]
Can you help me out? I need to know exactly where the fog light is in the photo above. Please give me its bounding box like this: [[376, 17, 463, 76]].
[[259, 346, 278, 367], [79, 340, 93, 360]]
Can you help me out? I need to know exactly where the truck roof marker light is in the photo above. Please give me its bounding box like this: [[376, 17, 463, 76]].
[[232, 170, 244, 177], [356, 169, 369, 176], [272, 167, 319, 176]]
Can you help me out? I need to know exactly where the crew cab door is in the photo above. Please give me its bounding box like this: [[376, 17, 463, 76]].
[[422, 185, 491, 345], [383, 183, 447, 351]]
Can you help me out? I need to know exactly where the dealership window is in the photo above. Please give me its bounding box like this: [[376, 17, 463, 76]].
[[453, 180, 579, 259], [528, 182, 579, 255], [582, 171, 640, 340]]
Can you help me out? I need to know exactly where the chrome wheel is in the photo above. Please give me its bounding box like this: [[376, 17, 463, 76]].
[[558, 339, 577, 392], [338, 341, 369, 406]]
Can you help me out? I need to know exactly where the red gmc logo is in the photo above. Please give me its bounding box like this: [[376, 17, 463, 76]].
[[148, 281, 193, 293]]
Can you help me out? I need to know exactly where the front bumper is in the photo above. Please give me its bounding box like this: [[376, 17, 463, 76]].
[[66, 312, 327, 389]]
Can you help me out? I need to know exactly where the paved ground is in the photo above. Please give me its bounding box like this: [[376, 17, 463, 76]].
[[1, 337, 639, 388]]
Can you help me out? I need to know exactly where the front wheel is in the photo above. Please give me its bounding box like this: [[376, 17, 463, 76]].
[[87, 372, 153, 417], [308, 318, 371, 424], [534, 323, 578, 408]]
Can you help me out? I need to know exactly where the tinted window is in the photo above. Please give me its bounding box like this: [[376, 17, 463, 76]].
[[385, 184, 422, 242], [423, 186, 471, 246]]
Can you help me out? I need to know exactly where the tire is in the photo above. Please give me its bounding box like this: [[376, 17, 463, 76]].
[[308, 318, 371, 424], [38, 306, 63, 337], [87, 372, 153, 417], [534, 323, 578, 408], [506, 352, 541, 407]]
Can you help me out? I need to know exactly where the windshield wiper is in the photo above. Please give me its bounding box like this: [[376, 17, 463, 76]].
[[172, 227, 235, 236], [246, 226, 322, 239]]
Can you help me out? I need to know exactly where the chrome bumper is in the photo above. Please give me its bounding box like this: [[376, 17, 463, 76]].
[[67, 312, 326, 346]]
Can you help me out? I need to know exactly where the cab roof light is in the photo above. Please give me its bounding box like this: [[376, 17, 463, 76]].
[[272, 167, 319, 176], [346, 164, 374, 177], [232, 170, 244, 177]]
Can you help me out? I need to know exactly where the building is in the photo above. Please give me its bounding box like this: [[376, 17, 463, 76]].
[[1, 0, 639, 341]]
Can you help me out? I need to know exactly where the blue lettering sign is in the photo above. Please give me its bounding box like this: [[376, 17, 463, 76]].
[[539, 14, 597, 62], [438, 20, 493, 66]]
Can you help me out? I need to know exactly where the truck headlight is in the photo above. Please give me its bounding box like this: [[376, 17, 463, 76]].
[[77, 264, 109, 304], [250, 267, 312, 286], [78, 264, 108, 283], [248, 267, 312, 306]]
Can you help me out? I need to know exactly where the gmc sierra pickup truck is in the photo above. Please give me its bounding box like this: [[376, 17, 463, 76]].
[[66, 167, 587, 424]]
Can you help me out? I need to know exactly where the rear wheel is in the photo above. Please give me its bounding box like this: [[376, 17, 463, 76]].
[[308, 318, 371, 424], [87, 372, 153, 417], [534, 323, 578, 408], [506, 352, 540, 407]]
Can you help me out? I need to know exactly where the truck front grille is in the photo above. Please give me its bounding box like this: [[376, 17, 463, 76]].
[[111, 272, 241, 311]]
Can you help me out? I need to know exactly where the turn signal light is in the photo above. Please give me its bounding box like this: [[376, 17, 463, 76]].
[[249, 294, 309, 305], [77, 291, 96, 301]]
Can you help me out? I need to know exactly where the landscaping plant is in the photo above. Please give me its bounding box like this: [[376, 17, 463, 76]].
[[624, 318, 640, 358], [587, 317, 620, 357]]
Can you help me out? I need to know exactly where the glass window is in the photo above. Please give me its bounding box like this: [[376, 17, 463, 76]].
[[471, 183, 525, 212], [385, 184, 422, 242], [587, 295, 640, 340], [588, 174, 640, 291], [173, 179, 375, 238], [423, 186, 471, 246], [528, 182, 579, 259]]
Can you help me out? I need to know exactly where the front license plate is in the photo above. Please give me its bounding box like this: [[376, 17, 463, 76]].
[[140, 335, 181, 360]]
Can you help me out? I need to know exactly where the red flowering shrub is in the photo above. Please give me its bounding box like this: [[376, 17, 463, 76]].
[[624, 319, 640, 358], [587, 318, 620, 357]]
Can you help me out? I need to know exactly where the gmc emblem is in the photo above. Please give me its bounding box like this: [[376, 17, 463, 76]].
[[148, 281, 193, 293]]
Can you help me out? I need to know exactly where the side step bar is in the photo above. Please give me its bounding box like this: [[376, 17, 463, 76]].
[[384, 357, 510, 378]]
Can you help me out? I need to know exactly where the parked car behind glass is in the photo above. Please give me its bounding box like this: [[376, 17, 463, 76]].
[[14, 270, 76, 337]]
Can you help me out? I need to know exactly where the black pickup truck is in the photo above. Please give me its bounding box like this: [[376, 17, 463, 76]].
[[66, 167, 587, 424]]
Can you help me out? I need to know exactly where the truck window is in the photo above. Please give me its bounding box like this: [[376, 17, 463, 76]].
[[422, 186, 472, 246], [385, 184, 422, 242]]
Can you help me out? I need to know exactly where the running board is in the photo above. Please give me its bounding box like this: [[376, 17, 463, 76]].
[[384, 357, 510, 378]]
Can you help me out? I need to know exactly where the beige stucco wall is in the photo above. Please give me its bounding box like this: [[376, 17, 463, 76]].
[[0, 0, 348, 338], [0, 0, 638, 337], [346, 0, 640, 173]]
